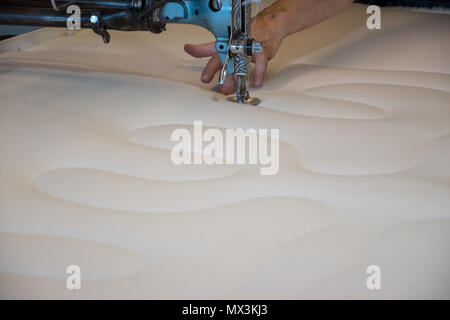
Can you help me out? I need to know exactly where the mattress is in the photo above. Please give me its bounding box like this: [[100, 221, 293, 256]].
[[0, 3, 449, 299]]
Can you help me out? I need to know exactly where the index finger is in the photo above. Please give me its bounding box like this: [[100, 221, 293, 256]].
[[184, 42, 217, 58]]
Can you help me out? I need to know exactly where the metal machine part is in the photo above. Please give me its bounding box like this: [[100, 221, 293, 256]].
[[225, 0, 262, 105], [0, 0, 263, 105]]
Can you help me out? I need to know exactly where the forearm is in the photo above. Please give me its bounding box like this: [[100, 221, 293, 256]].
[[258, 0, 354, 39]]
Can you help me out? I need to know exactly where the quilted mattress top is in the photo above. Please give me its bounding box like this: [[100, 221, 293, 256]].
[[0, 3, 449, 299]]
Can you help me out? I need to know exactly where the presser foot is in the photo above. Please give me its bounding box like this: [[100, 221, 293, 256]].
[[226, 75, 261, 106], [226, 95, 261, 106]]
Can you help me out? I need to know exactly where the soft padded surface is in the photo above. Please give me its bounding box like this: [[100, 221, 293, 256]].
[[0, 4, 449, 299]]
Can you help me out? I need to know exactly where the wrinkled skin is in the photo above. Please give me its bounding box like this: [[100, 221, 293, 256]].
[[184, 0, 353, 95], [184, 11, 285, 95]]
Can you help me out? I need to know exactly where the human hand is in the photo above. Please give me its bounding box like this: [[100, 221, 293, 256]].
[[184, 11, 285, 95]]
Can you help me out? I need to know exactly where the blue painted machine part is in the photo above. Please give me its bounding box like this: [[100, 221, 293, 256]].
[[159, 0, 234, 74]]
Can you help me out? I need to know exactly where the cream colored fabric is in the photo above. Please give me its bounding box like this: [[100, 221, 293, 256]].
[[0, 4, 449, 299]]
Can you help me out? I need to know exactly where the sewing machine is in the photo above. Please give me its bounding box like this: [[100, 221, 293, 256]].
[[0, 0, 262, 104]]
